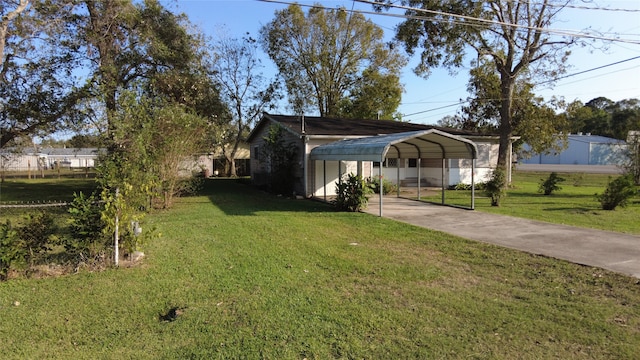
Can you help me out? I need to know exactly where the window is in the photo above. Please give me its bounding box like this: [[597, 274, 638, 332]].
[[385, 158, 398, 168], [408, 158, 417, 168]]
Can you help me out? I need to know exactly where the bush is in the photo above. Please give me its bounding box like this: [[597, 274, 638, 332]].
[[67, 191, 110, 262], [15, 212, 58, 268], [539, 172, 565, 195], [448, 182, 487, 191], [597, 174, 637, 210], [0, 220, 23, 281], [485, 167, 507, 206], [367, 176, 397, 195], [333, 173, 372, 212]]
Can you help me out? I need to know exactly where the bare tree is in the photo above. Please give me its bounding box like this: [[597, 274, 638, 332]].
[[209, 33, 279, 177]]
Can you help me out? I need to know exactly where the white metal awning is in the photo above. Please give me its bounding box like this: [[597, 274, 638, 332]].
[[309, 129, 478, 216], [309, 129, 477, 162]]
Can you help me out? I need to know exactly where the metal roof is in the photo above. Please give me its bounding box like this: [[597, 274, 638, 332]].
[[309, 129, 478, 162]]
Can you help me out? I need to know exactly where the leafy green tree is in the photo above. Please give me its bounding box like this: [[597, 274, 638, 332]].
[[444, 60, 568, 157], [68, 134, 102, 148], [0, 0, 83, 148], [261, 4, 405, 117], [209, 33, 280, 176], [564, 100, 593, 134], [150, 104, 210, 208], [378, 0, 581, 180], [339, 68, 403, 120], [79, 0, 203, 138], [563, 97, 639, 140]]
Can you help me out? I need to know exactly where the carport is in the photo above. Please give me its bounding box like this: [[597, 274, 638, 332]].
[[309, 129, 478, 216]]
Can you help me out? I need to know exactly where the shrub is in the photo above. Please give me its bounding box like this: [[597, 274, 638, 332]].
[[0, 220, 24, 281], [333, 173, 372, 212], [15, 212, 58, 268], [367, 176, 397, 195], [449, 182, 487, 191], [485, 167, 507, 206], [597, 174, 637, 210], [67, 191, 110, 262], [539, 172, 565, 195]]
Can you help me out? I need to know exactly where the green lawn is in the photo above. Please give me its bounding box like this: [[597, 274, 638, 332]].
[[422, 171, 640, 234], [1, 178, 639, 359]]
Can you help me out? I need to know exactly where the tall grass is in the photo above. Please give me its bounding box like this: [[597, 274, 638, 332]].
[[1, 178, 639, 359]]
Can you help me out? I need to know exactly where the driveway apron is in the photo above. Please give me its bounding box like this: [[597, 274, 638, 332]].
[[363, 196, 640, 278]]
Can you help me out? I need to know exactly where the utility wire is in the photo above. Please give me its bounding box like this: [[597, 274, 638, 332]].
[[404, 56, 640, 118], [354, 0, 640, 45], [536, 55, 640, 85]]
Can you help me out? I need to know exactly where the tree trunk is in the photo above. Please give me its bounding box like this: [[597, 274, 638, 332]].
[[497, 71, 515, 184], [229, 158, 237, 177]]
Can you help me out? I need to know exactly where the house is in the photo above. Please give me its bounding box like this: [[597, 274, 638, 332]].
[[247, 113, 512, 198], [519, 133, 628, 166], [0, 147, 101, 171]]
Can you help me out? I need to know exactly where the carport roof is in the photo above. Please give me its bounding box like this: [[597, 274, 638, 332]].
[[309, 129, 478, 162]]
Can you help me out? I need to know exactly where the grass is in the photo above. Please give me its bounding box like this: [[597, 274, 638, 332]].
[[0, 178, 97, 203], [1, 178, 639, 359], [422, 171, 640, 234]]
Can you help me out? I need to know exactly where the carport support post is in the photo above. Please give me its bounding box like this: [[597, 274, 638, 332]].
[[379, 159, 383, 217], [417, 158, 421, 200], [471, 159, 475, 210], [441, 159, 446, 205], [396, 157, 400, 198], [323, 160, 327, 202]]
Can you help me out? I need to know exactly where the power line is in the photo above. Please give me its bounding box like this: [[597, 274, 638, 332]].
[[510, 0, 640, 12], [536, 55, 640, 85], [403, 101, 466, 117], [354, 0, 640, 45], [404, 56, 640, 118], [260, 0, 640, 45]]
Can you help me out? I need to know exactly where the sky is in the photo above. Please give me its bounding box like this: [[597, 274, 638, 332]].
[[161, 0, 640, 125]]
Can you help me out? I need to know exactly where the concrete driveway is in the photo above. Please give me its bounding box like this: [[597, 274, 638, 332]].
[[363, 196, 640, 278]]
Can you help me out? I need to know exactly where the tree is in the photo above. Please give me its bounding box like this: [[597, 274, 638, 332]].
[[261, 4, 405, 118], [564, 97, 640, 140], [79, 0, 203, 139], [0, 1, 83, 148], [445, 59, 568, 157], [209, 33, 279, 177], [624, 131, 640, 185], [339, 68, 403, 120], [379, 0, 580, 179]]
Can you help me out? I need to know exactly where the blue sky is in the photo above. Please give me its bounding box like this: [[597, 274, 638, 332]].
[[163, 0, 640, 124]]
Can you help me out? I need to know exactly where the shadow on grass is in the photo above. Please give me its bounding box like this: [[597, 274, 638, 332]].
[[506, 191, 597, 200], [0, 179, 98, 202], [542, 207, 598, 213], [201, 178, 333, 216]]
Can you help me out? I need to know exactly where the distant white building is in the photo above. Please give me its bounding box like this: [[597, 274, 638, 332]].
[[519, 133, 628, 166], [0, 148, 101, 171]]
